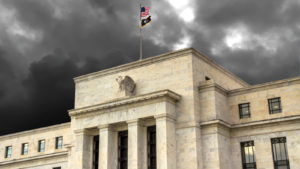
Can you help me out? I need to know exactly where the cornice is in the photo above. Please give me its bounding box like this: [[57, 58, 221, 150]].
[[229, 76, 300, 96], [0, 122, 70, 139], [191, 50, 249, 87], [199, 115, 300, 129], [73, 48, 249, 87], [0, 151, 68, 165], [68, 89, 181, 117], [74, 48, 194, 83], [198, 81, 228, 96]]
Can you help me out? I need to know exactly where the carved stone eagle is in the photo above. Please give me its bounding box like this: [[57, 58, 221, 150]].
[[116, 76, 136, 96]]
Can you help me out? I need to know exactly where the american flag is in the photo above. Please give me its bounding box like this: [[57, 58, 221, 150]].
[[141, 7, 150, 17]]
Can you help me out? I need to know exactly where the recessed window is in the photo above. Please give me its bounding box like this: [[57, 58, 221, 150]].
[[271, 137, 290, 169], [118, 130, 128, 169], [5, 146, 12, 158], [240, 141, 256, 169], [239, 103, 251, 119], [268, 97, 282, 114], [21, 143, 29, 155], [93, 136, 99, 169], [148, 126, 156, 169], [53, 167, 61, 169], [55, 136, 63, 149], [38, 140, 45, 152]]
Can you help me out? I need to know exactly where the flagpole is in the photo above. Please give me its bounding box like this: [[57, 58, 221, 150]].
[[139, 3, 143, 60]]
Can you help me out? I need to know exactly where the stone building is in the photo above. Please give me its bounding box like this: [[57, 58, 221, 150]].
[[0, 48, 299, 169]]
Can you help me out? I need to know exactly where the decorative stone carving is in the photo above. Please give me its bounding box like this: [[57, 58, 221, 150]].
[[116, 76, 136, 96]]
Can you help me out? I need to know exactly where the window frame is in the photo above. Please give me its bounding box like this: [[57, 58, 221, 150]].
[[21, 143, 29, 155], [38, 139, 45, 152], [55, 136, 63, 149], [271, 137, 290, 169], [239, 103, 251, 119], [268, 97, 282, 114], [240, 141, 256, 169], [5, 146, 12, 158]]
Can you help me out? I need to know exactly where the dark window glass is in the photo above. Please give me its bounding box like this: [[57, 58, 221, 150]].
[[148, 126, 156, 169], [5, 146, 12, 158], [271, 137, 290, 169], [239, 103, 251, 119], [241, 141, 256, 169], [22, 143, 29, 155], [38, 140, 45, 152], [55, 136, 63, 149], [93, 135, 99, 169], [268, 97, 282, 114], [118, 131, 128, 169], [53, 167, 61, 169]]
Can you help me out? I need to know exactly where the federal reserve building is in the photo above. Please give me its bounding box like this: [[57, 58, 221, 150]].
[[0, 48, 299, 169]]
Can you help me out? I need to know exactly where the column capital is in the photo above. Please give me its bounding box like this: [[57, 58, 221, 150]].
[[127, 119, 145, 127], [154, 114, 176, 121]]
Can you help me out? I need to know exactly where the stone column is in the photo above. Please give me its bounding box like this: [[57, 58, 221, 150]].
[[127, 119, 147, 169], [155, 115, 177, 169], [98, 125, 118, 169], [73, 129, 92, 169]]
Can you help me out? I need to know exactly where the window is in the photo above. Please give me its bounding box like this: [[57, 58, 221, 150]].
[[268, 97, 282, 114], [21, 143, 29, 155], [118, 131, 128, 169], [5, 146, 12, 158], [55, 136, 63, 149], [148, 126, 156, 169], [240, 141, 256, 169], [239, 103, 251, 119], [38, 140, 45, 152], [53, 167, 61, 169], [271, 137, 290, 169], [93, 136, 99, 169]]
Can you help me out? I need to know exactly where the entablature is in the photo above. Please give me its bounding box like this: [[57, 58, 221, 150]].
[[69, 89, 181, 117]]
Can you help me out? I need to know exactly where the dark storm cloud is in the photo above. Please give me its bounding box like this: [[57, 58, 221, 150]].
[[0, 0, 299, 135], [190, 0, 300, 84], [0, 0, 179, 135]]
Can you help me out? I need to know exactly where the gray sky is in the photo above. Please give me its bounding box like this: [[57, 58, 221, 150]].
[[0, 0, 299, 135]]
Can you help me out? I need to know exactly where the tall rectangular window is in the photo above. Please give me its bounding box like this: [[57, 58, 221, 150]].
[[93, 135, 99, 169], [271, 137, 290, 169], [268, 97, 282, 114], [239, 103, 251, 119], [55, 136, 63, 149], [118, 130, 128, 169], [5, 146, 12, 158], [21, 143, 29, 155], [148, 126, 156, 169], [38, 140, 45, 152], [241, 141, 256, 169]]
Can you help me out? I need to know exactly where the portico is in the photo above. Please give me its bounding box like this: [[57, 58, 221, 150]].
[[68, 90, 180, 169]]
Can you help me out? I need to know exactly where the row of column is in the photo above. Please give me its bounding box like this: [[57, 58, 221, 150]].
[[73, 115, 176, 169]]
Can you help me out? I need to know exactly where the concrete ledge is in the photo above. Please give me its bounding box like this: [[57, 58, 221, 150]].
[[0, 151, 68, 165], [69, 89, 181, 117], [228, 76, 300, 96], [199, 115, 300, 129]]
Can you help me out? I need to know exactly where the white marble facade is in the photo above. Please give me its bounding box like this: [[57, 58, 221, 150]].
[[1, 48, 300, 169]]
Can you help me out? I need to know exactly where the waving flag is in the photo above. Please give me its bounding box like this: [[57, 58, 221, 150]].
[[141, 16, 152, 28], [141, 7, 150, 17]]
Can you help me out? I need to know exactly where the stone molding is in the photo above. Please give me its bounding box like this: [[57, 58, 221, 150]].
[[69, 89, 181, 117], [198, 81, 228, 96], [0, 122, 70, 140], [228, 76, 300, 96], [0, 151, 68, 165], [198, 115, 300, 129], [154, 114, 176, 121], [73, 48, 249, 87]]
